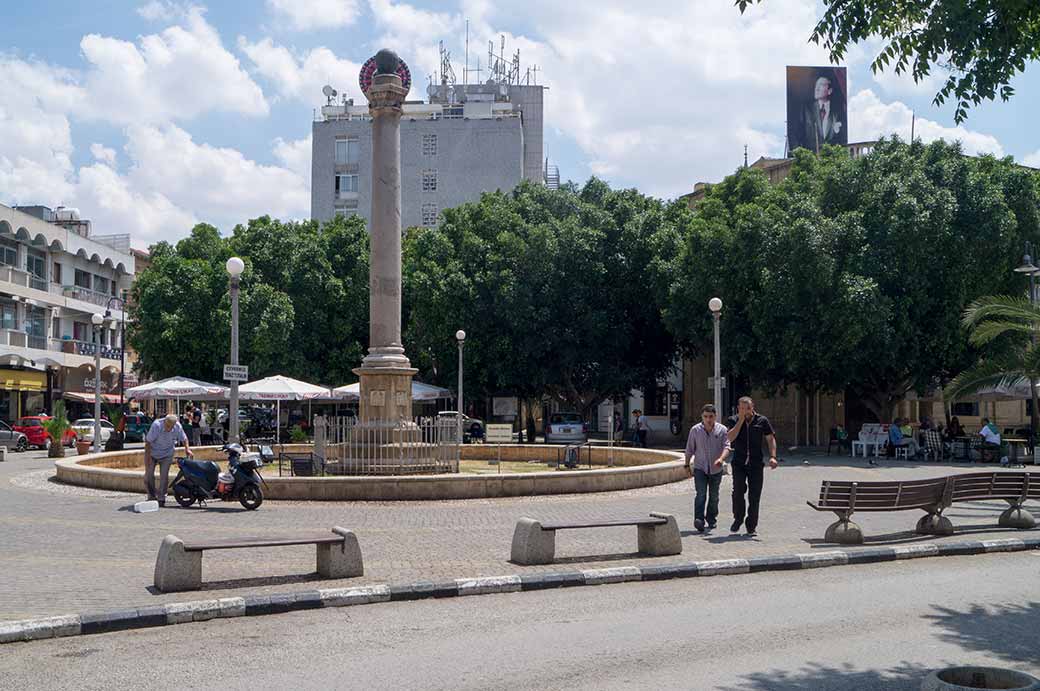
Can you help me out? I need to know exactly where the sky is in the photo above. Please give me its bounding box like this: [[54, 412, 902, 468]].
[[1, 0, 1037, 248]]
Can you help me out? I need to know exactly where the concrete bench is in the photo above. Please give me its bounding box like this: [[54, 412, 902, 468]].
[[510, 512, 682, 565], [154, 526, 363, 592]]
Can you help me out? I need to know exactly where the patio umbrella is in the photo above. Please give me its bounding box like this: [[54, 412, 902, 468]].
[[332, 381, 452, 401], [237, 375, 332, 449], [125, 376, 229, 400]]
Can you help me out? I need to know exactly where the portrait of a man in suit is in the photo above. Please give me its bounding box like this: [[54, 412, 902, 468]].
[[787, 66, 848, 153]]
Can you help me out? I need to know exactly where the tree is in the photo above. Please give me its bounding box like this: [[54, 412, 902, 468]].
[[403, 179, 679, 420], [43, 400, 71, 459], [664, 138, 1039, 421], [128, 215, 370, 385], [736, 0, 1040, 122]]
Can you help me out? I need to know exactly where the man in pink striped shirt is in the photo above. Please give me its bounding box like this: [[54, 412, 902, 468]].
[[684, 404, 731, 533]]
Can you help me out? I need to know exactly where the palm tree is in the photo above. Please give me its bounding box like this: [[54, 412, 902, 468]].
[[944, 296, 1040, 423], [42, 401, 72, 459]]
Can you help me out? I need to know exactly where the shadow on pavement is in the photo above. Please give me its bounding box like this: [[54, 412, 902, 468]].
[[721, 661, 934, 690], [552, 552, 645, 565], [802, 523, 1034, 548], [926, 601, 1040, 667], [145, 571, 327, 595]]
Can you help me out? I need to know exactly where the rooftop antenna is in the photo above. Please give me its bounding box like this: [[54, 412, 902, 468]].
[[464, 19, 469, 85], [744, 144, 748, 167], [322, 84, 337, 105], [438, 40, 456, 86]]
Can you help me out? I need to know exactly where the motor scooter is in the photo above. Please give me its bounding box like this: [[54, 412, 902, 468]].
[[171, 443, 270, 510]]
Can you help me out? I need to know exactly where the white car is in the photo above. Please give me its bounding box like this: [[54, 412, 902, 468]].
[[71, 418, 115, 443]]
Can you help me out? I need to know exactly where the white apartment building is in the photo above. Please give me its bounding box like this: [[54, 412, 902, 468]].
[[0, 203, 135, 422]]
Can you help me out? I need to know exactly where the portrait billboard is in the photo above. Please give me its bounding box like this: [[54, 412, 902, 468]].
[[786, 66, 848, 153]]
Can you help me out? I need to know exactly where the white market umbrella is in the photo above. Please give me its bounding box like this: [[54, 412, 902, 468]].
[[332, 381, 452, 401], [238, 375, 332, 449], [125, 376, 229, 400]]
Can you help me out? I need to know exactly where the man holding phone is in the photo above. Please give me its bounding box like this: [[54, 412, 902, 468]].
[[726, 396, 777, 537]]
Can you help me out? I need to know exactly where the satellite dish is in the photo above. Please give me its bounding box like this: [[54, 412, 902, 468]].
[[322, 84, 338, 104]]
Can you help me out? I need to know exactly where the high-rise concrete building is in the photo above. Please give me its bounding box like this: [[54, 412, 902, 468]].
[[311, 79, 546, 228]]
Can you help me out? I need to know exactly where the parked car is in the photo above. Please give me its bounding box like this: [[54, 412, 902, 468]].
[[545, 412, 588, 444], [124, 412, 153, 442], [436, 411, 485, 442], [13, 416, 77, 450], [0, 421, 29, 452], [71, 418, 115, 444]]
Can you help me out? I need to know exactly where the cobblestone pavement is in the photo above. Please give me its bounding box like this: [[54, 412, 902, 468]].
[[1, 449, 1036, 620]]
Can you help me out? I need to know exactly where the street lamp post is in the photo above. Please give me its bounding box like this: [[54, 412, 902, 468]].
[[91, 312, 104, 454], [1014, 243, 1039, 456], [456, 330, 466, 444], [227, 257, 244, 444], [104, 295, 126, 404], [709, 297, 723, 413]]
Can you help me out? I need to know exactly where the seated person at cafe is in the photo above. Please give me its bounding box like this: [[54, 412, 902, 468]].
[[978, 417, 1001, 462], [889, 418, 919, 457], [945, 416, 965, 440]]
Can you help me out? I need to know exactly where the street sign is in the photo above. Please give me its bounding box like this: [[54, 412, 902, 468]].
[[223, 364, 249, 382], [485, 424, 513, 443], [707, 376, 727, 390]]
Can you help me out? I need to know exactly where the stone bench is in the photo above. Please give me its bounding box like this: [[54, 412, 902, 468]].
[[154, 526, 363, 592], [510, 512, 682, 565]]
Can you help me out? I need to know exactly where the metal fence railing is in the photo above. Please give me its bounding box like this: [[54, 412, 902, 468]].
[[313, 415, 459, 476]]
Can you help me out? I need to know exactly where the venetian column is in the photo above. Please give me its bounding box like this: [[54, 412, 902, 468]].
[[354, 49, 417, 425]]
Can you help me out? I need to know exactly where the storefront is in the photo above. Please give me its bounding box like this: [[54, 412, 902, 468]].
[[0, 368, 46, 423]]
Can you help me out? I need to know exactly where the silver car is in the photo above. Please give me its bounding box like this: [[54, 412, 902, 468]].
[[544, 412, 588, 444]]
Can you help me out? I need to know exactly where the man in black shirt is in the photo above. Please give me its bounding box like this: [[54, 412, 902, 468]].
[[726, 396, 778, 537]]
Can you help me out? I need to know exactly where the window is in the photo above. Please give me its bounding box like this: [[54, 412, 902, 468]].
[[0, 238, 17, 267], [52, 262, 62, 284], [26, 248, 45, 279], [334, 137, 360, 165], [422, 134, 437, 156], [421, 203, 439, 227], [951, 402, 980, 417], [94, 275, 110, 295], [73, 321, 89, 341], [52, 317, 60, 338], [74, 269, 91, 289], [643, 381, 669, 417], [422, 169, 437, 192], [0, 302, 16, 331], [336, 174, 359, 198]]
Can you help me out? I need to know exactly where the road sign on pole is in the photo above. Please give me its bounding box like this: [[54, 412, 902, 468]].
[[223, 364, 249, 382]]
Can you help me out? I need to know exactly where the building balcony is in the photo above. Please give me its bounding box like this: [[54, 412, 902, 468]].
[[63, 285, 118, 308]]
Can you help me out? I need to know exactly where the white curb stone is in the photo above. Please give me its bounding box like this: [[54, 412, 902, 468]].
[[318, 584, 391, 607], [695, 559, 751, 576], [456, 575, 522, 595], [582, 566, 642, 585], [982, 538, 1026, 553], [893, 544, 940, 559], [797, 551, 850, 568]]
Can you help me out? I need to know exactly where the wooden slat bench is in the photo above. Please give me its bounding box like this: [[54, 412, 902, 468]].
[[808, 472, 1037, 545], [154, 526, 363, 592], [510, 512, 681, 565]]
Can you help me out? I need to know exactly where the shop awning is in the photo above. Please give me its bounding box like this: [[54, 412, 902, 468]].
[[0, 368, 46, 392], [63, 392, 122, 404]]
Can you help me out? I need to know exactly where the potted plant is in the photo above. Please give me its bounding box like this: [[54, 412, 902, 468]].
[[43, 401, 71, 459], [290, 424, 308, 444], [104, 404, 126, 452]]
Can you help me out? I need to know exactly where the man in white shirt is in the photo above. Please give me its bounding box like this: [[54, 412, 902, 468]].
[[633, 409, 651, 447], [144, 413, 193, 507], [978, 417, 1001, 462]]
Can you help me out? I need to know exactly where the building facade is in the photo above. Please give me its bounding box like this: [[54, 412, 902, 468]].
[[0, 204, 134, 422], [311, 82, 546, 228]]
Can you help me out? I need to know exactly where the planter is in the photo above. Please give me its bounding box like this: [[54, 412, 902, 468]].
[[922, 666, 1040, 690], [75, 439, 92, 456], [104, 432, 125, 452]]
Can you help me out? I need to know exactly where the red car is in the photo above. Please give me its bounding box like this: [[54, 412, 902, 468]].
[[13, 416, 78, 450]]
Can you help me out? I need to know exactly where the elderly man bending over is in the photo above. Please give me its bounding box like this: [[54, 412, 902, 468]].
[[144, 413, 193, 507]]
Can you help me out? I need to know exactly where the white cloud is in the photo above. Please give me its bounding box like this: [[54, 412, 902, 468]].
[[238, 37, 361, 102], [90, 143, 117, 165], [136, 1, 192, 21], [266, 0, 360, 31], [79, 7, 267, 124], [849, 89, 1004, 157], [273, 134, 312, 190], [75, 161, 198, 241], [1023, 150, 1040, 168], [368, 0, 462, 91]]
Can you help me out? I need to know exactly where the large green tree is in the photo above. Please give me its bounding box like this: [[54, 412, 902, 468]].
[[664, 138, 1040, 421], [403, 179, 679, 419], [128, 215, 369, 385], [736, 0, 1040, 122]]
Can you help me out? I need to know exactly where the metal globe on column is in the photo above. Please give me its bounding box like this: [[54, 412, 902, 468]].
[[351, 49, 422, 471]]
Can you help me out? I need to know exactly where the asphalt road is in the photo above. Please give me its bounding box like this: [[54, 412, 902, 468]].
[[3, 551, 1038, 690]]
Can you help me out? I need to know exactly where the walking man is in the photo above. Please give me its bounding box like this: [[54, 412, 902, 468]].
[[684, 404, 731, 532], [634, 409, 651, 447], [144, 413, 192, 507], [726, 396, 778, 537]]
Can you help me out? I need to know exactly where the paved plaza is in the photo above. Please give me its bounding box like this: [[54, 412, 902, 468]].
[[1, 449, 1037, 621]]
